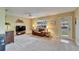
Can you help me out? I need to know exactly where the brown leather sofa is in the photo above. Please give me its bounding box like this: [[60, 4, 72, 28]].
[[32, 29, 50, 37]]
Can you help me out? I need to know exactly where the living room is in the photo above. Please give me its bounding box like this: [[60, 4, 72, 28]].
[[5, 7, 75, 40], [0, 7, 79, 51], [5, 7, 79, 50], [5, 7, 75, 38], [0, 0, 79, 59]]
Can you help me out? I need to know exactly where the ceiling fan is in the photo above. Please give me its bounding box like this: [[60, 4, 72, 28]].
[[24, 12, 35, 18]]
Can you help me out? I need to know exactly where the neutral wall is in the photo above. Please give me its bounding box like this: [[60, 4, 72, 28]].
[[0, 8, 5, 34], [75, 8, 79, 17], [6, 11, 75, 41], [32, 11, 75, 40], [6, 15, 32, 35]]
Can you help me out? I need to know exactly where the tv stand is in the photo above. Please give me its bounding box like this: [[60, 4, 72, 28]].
[[16, 31, 26, 35]]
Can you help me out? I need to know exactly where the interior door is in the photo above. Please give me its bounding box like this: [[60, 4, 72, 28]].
[[59, 16, 72, 39], [76, 17, 79, 46]]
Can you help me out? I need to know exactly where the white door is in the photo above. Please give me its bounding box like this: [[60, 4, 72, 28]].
[[76, 17, 79, 46], [59, 16, 72, 39]]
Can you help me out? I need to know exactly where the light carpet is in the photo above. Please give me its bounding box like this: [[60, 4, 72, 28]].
[[6, 34, 79, 51]]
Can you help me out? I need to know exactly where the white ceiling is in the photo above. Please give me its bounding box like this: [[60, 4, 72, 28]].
[[6, 7, 76, 18]]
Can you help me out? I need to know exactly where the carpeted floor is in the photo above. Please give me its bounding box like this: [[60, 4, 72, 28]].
[[6, 34, 79, 51]]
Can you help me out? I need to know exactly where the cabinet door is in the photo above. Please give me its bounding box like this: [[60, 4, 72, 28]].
[[6, 32, 11, 44], [6, 31, 14, 44]]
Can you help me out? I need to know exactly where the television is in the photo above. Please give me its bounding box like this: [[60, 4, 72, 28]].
[[16, 26, 26, 32]]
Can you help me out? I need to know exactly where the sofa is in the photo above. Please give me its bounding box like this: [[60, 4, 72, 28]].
[[32, 28, 50, 37]]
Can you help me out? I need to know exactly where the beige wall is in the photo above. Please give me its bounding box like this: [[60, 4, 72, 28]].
[[6, 11, 75, 41], [6, 15, 32, 35], [0, 8, 5, 34], [75, 8, 79, 17], [32, 11, 75, 40]]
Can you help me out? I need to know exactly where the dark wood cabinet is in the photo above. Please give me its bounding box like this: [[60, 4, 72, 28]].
[[6, 31, 14, 44]]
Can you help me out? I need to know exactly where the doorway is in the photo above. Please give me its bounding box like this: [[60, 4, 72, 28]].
[[76, 17, 79, 46], [59, 16, 72, 40]]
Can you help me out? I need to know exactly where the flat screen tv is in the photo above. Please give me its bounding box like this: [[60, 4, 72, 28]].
[[16, 26, 26, 32]]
